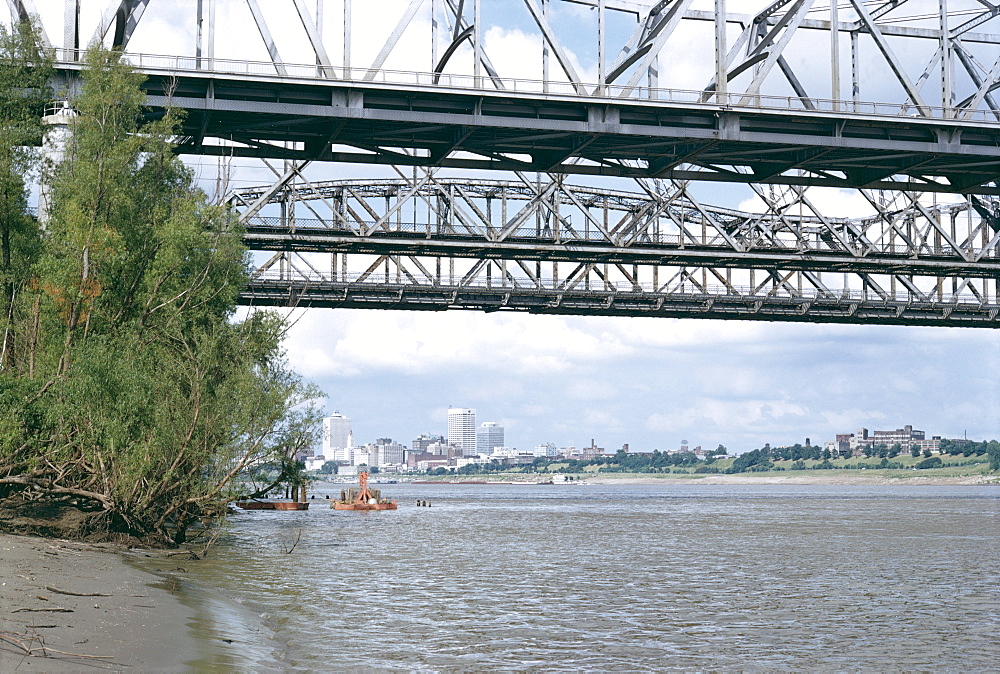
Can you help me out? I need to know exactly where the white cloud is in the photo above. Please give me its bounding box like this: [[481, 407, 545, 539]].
[[820, 409, 888, 430], [738, 187, 876, 219], [647, 398, 811, 435], [283, 309, 633, 379], [565, 378, 618, 401]]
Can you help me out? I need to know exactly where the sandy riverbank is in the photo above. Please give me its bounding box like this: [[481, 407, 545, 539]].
[[0, 534, 197, 671]]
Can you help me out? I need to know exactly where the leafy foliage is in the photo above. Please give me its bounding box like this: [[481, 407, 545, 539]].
[[0, 47, 321, 545], [0, 22, 51, 371]]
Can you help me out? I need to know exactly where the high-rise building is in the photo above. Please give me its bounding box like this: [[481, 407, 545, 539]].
[[447, 408, 477, 456], [477, 422, 505, 455], [323, 412, 353, 462]]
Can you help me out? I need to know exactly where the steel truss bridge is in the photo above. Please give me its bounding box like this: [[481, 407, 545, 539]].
[[8, 0, 1000, 326], [232, 173, 1000, 326]]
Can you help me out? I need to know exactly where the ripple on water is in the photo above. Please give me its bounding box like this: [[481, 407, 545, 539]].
[[178, 484, 999, 670]]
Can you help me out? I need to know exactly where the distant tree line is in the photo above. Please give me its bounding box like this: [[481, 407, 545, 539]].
[[425, 440, 1000, 476], [723, 441, 999, 474], [432, 446, 730, 475]]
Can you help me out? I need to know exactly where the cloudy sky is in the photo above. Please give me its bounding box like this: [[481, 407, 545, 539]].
[[17, 0, 1000, 452]]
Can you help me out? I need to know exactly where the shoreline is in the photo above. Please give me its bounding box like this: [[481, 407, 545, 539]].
[[0, 533, 286, 672], [390, 473, 999, 486], [0, 534, 198, 671], [580, 473, 999, 486]]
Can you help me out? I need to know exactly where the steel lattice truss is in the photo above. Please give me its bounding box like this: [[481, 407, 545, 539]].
[[231, 172, 1000, 326], [8, 0, 1000, 325], [11, 0, 1000, 193]]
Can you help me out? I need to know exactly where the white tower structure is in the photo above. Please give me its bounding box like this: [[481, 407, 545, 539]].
[[323, 412, 353, 461], [477, 422, 504, 455], [447, 408, 477, 456], [38, 102, 78, 226]]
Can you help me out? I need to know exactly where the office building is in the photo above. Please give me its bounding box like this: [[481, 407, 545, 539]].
[[840, 425, 927, 454], [477, 422, 505, 455], [376, 438, 406, 466], [412, 433, 446, 452], [533, 442, 558, 458], [448, 408, 477, 456], [424, 441, 455, 456], [323, 412, 353, 461]]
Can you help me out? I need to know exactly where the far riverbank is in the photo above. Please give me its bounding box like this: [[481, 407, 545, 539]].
[[390, 472, 999, 486], [580, 472, 999, 486]]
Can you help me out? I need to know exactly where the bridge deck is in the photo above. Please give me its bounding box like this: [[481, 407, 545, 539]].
[[51, 56, 998, 194]]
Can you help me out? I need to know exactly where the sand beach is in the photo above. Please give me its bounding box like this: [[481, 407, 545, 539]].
[[0, 535, 197, 671]]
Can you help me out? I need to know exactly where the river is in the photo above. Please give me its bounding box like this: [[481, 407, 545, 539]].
[[154, 483, 999, 671]]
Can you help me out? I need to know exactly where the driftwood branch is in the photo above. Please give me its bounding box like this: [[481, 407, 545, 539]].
[[0, 631, 112, 659], [0, 476, 113, 508], [283, 528, 303, 554], [44, 586, 110, 597]]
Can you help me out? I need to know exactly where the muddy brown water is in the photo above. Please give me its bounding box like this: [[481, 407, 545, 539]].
[[142, 483, 999, 671]]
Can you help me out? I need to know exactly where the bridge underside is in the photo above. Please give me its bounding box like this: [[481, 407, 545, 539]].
[[241, 279, 999, 327], [26, 1, 1000, 327], [131, 71, 1000, 194]]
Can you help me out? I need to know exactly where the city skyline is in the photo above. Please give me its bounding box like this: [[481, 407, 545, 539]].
[[315, 402, 983, 460]]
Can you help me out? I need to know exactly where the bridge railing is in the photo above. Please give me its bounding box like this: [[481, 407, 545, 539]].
[[53, 50, 999, 125], [247, 270, 997, 307], [242, 216, 995, 260]]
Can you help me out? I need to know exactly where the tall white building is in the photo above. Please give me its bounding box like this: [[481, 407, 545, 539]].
[[448, 408, 477, 456], [477, 422, 505, 455], [323, 412, 353, 462]]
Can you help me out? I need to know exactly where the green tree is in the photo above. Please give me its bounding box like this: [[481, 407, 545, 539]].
[[0, 48, 320, 545], [0, 21, 50, 371], [914, 456, 943, 470], [987, 441, 1000, 471]]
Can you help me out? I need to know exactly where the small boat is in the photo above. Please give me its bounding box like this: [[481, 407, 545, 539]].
[[333, 471, 398, 510], [235, 500, 309, 511]]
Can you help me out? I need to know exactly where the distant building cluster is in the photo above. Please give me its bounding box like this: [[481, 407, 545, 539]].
[[299, 407, 624, 473], [301, 411, 957, 474], [825, 424, 943, 457]]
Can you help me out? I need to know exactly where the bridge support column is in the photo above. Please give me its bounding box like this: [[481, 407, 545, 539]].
[[63, 0, 80, 61]]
